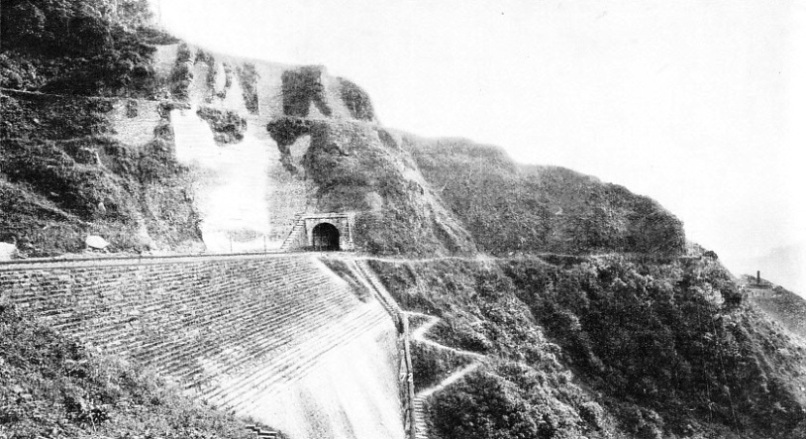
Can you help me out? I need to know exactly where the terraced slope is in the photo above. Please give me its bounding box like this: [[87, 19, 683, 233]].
[[0, 253, 404, 439]]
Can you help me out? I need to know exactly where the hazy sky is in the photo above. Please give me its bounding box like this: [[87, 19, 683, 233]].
[[154, 0, 806, 294]]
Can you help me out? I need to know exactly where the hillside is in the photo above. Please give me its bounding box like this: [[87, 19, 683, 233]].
[[2, 3, 805, 439], [743, 275, 806, 340], [399, 136, 686, 256], [1, 0, 684, 258], [366, 255, 806, 439]]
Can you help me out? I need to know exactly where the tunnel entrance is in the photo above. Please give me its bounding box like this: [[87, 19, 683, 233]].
[[312, 223, 340, 251]]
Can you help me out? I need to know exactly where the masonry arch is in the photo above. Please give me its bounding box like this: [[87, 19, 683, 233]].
[[311, 222, 340, 251]]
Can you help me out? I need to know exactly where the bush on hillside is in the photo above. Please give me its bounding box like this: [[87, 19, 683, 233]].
[[236, 63, 260, 114], [504, 256, 806, 436], [338, 77, 375, 121], [196, 106, 246, 145], [1, 92, 113, 141], [195, 50, 218, 102], [169, 43, 194, 100], [1, 0, 162, 97], [410, 342, 475, 392], [431, 364, 593, 439], [281, 66, 331, 117]]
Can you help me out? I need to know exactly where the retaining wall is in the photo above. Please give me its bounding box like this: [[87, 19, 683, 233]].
[[0, 253, 404, 439]]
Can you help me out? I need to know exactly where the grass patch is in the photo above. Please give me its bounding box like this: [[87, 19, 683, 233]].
[[236, 63, 260, 114], [281, 66, 331, 117], [338, 77, 375, 121], [196, 106, 247, 145]]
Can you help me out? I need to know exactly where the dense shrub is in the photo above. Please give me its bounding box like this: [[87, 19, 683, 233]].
[[0, 0, 161, 97], [236, 63, 260, 113], [338, 77, 375, 121], [402, 136, 686, 255], [1, 92, 113, 141], [195, 49, 218, 102], [431, 365, 590, 439], [266, 117, 314, 148], [281, 66, 331, 117], [169, 43, 194, 100], [368, 256, 806, 438], [410, 342, 474, 392], [504, 256, 806, 435], [196, 105, 246, 144]]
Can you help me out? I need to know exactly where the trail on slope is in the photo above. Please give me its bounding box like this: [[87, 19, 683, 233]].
[[407, 311, 484, 360], [406, 310, 485, 439]]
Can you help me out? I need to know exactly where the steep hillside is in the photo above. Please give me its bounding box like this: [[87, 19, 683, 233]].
[[743, 276, 806, 340], [399, 136, 686, 256], [2, 0, 686, 257], [367, 256, 806, 439]]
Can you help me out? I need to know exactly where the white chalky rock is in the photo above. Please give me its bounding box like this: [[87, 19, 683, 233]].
[[85, 235, 110, 250], [0, 241, 17, 261]]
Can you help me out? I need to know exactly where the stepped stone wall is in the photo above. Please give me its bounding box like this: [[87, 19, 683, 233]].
[[0, 253, 404, 439]]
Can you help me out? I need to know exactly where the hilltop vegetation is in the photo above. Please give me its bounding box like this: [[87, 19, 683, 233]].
[[1, 0, 175, 97], [401, 136, 686, 256]]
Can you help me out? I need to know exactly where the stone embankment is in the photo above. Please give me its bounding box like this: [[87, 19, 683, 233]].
[[0, 253, 404, 439]]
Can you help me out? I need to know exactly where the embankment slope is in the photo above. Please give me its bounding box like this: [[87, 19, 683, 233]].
[[0, 254, 403, 439]]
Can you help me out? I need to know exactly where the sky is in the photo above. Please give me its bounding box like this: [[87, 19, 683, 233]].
[[153, 0, 806, 295]]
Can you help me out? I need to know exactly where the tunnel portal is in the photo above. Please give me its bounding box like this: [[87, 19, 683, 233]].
[[312, 222, 340, 251]]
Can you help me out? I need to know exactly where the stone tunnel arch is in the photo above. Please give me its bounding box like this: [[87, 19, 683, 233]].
[[311, 222, 340, 251]]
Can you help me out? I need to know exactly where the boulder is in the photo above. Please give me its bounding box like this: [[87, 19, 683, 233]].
[[85, 235, 110, 250]]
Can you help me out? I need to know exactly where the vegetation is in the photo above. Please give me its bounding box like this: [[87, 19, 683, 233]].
[[293, 120, 475, 255], [369, 256, 806, 439], [280, 66, 331, 117], [402, 136, 686, 256], [169, 43, 194, 101], [195, 50, 218, 103], [1, 0, 165, 97], [0, 304, 281, 439], [236, 63, 260, 114], [338, 77, 375, 121], [1, 91, 202, 256], [196, 106, 247, 145]]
